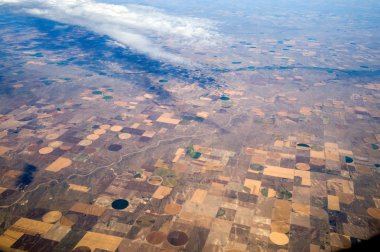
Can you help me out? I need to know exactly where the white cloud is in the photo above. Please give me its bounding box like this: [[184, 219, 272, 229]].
[[0, 0, 220, 64]]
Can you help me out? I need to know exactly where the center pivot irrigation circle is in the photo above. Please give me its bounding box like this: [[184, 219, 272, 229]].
[[112, 199, 129, 210]]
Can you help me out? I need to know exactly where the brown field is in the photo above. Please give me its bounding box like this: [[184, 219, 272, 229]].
[[42, 224, 71, 242], [243, 179, 261, 195], [152, 186, 172, 200], [156, 113, 180, 125], [74, 231, 123, 252], [328, 195, 340, 211], [68, 184, 90, 192], [0, 187, 6, 194], [70, 202, 106, 217], [45, 157, 72, 172], [9, 218, 53, 235], [0, 229, 23, 248], [263, 166, 294, 179], [190, 189, 208, 204]]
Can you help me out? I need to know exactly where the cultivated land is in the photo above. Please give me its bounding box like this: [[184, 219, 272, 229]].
[[0, 4, 380, 252]]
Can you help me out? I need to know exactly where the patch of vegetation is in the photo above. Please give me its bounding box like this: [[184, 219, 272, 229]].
[[16, 164, 37, 190], [103, 95, 113, 100], [243, 186, 251, 193], [194, 117, 204, 122], [260, 187, 268, 197], [345, 156, 354, 163], [42, 79, 54, 86], [371, 144, 379, 150], [216, 208, 225, 218], [186, 145, 194, 155], [133, 173, 143, 179], [277, 188, 292, 200], [191, 152, 202, 159], [186, 145, 201, 159], [297, 143, 310, 148], [92, 90, 102, 95], [181, 115, 204, 123], [249, 163, 265, 171]]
